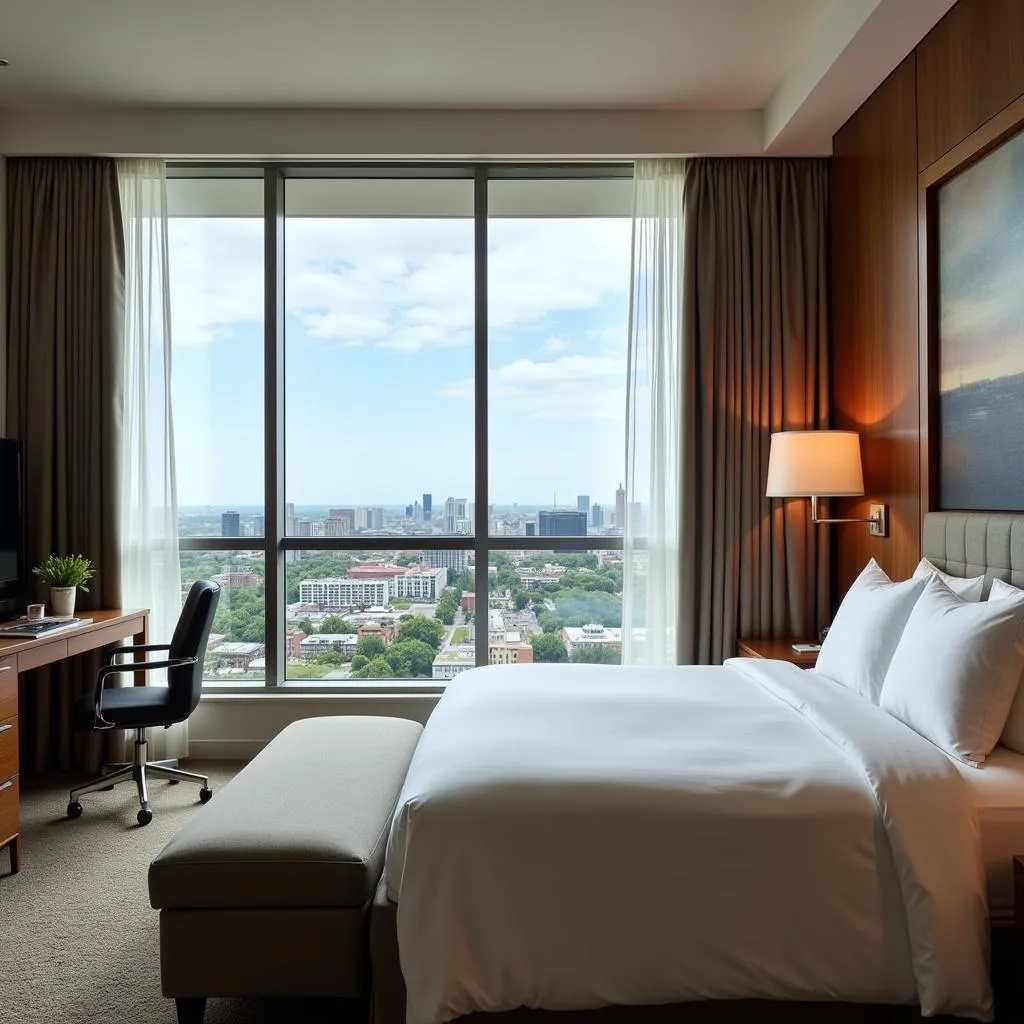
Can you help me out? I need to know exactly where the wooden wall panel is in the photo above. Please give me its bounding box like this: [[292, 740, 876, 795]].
[[831, 55, 921, 592], [917, 0, 1024, 170]]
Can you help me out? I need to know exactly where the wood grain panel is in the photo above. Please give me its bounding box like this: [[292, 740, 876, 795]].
[[830, 55, 921, 594], [917, 0, 1024, 171], [0, 718, 17, 785], [17, 639, 66, 672], [0, 659, 15, 721], [0, 775, 19, 846], [67, 617, 143, 657]]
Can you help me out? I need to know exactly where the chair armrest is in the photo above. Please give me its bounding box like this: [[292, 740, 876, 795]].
[[92, 657, 198, 728], [108, 643, 171, 665]]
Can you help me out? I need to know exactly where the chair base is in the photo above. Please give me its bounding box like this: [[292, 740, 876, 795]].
[[70, 729, 210, 823]]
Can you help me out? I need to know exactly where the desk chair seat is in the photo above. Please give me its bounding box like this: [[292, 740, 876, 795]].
[[67, 580, 221, 827]]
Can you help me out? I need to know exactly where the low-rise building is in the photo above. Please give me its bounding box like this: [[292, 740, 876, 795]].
[[214, 642, 265, 669], [213, 568, 261, 588], [431, 648, 476, 680], [461, 593, 476, 613], [518, 566, 567, 589], [488, 642, 533, 666], [300, 633, 359, 657], [392, 567, 447, 600], [357, 620, 396, 646], [299, 578, 389, 609], [561, 623, 622, 655], [488, 609, 505, 644], [285, 630, 305, 659]]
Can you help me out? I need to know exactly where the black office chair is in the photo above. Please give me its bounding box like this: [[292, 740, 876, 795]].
[[67, 580, 221, 826]]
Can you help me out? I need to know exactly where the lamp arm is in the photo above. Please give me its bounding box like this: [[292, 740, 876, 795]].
[[809, 496, 883, 526]]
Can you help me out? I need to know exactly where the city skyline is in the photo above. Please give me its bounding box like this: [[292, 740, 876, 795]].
[[168, 201, 631, 507]]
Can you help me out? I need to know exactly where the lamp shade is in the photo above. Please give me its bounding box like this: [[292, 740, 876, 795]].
[[766, 430, 864, 497]]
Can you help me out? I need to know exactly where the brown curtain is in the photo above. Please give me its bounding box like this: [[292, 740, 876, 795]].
[[5, 158, 125, 772], [679, 158, 830, 664]]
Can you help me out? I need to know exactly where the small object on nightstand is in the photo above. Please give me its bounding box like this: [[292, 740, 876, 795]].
[[735, 637, 820, 668]]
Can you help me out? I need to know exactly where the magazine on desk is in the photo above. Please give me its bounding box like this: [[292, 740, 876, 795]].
[[0, 616, 93, 640]]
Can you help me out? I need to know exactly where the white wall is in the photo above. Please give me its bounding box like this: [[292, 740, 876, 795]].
[[189, 691, 440, 760], [0, 106, 766, 159]]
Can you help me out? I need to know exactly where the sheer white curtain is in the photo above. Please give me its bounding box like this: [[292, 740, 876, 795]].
[[117, 159, 185, 758], [622, 160, 687, 666]]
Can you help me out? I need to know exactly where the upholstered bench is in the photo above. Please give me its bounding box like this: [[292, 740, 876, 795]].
[[148, 715, 423, 1024]]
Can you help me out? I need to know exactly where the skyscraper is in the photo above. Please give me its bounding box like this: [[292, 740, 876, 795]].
[[615, 484, 626, 528], [425, 549, 468, 571], [525, 521, 536, 537], [221, 511, 240, 537], [591, 504, 603, 528], [444, 497, 468, 534], [422, 494, 432, 522], [538, 510, 587, 537], [577, 495, 590, 517]]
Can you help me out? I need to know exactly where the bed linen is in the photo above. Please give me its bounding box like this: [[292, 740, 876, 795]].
[[956, 743, 1024, 922], [385, 660, 992, 1024]]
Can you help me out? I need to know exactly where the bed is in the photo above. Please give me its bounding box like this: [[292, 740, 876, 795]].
[[370, 512, 1024, 1024]]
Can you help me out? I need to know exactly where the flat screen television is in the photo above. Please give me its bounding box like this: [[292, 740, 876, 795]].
[[0, 438, 26, 621]]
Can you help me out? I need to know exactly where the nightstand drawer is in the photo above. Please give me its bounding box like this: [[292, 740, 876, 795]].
[[0, 658, 15, 720], [0, 774, 17, 846], [0, 717, 17, 784]]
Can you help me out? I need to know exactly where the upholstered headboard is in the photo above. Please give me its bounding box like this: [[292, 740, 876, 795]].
[[923, 512, 1024, 594]]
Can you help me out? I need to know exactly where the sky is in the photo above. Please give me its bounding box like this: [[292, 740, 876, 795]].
[[168, 188, 632, 509], [939, 128, 1024, 392]]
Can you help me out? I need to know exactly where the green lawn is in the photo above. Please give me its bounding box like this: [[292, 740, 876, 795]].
[[449, 626, 469, 645], [286, 662, 339, 680]]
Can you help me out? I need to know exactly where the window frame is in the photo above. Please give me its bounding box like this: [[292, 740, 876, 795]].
[[170, 162, 631, 692]]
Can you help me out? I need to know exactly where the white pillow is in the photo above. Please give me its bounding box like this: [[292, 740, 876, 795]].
[[912, 557, 985, 601], [987, 578, 1024, 753], [880, 575, 1024, 765], [815, 559, 928, 703]]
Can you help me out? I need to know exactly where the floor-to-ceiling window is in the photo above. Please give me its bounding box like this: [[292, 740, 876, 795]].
[[168, 165, 631, 689]]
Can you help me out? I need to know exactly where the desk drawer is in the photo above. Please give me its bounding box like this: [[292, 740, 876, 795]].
[[0, 774, 18, 846], [0, 657, 15, 720], [0, 717, 16, 784], [69, 620, 140, 657], [18, 639, 67, 672]]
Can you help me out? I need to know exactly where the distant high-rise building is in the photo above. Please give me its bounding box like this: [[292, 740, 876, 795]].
[[251, 514, 265, 537], [326, 508, 355, 537], [355, 507, 383, 531], [221, 511, 240, 537], [405, 504, 414, 518], [444, 497, 468, 534], [577, 495, 590, 517], [591, 504, 603, 528], [422, 494, 432, 522], [425, 549, 468, 571], [538, 510, 587, 537], [525, 521, 536, 537], [285, 503, 296, 535], [615, 483, 626, 528]]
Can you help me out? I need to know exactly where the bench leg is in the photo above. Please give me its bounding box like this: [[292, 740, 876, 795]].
[[175, 997, 206, 1024]]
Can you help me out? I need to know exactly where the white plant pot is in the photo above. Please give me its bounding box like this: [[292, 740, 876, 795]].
[[49, 587, 77, 617]]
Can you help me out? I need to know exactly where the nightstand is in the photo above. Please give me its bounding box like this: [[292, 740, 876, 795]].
[[735, 637, 820, 669]]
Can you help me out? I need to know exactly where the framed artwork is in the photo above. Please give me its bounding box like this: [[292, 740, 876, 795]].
[[936, 127, 1024, 510]]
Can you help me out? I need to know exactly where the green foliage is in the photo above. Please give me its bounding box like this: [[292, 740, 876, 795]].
[[388, 638, 436, 677], [552, 589, 622, 628], [33, 553, 95, 590], [285, 552, 352, 603], [397, 615, 446, 651], [436, 587, 458, 625], [390, 599, 412, 609], [569, 644, 621, 665], [296, 618, 314, 636], [522, 552, 598, 571], [537, 610, 560, 633], [449, 626, 469, 645], [448, 568, 474, 596], [350, 654, 369, 672], [512, 590, 530, 611], [395, 554, 421, 566], [351, 655, 394, 680], [357, 635, 386, 659], [286, 662, 336, 680], [314, 649, 343, 666], [531, 631, 568, 663], [321, 614, 357, 634]]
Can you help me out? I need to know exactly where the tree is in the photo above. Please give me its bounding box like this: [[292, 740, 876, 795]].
[[314, 649, 343, 667], [436, 595, 457, 625], [350, 654, 369, 672], [357, 634, 386, 659], [385, 638, 436, 678], [531, 632, 568, 663], [570, 644, 620, 665], [296, 618, 314, 636], [352, 655, 394, 679], [537, 610, 560, 633], [396, 615, 446, 651], [321, 614, 356, 634], [449, 568, 474, 595], [512, 590, 530, 611]]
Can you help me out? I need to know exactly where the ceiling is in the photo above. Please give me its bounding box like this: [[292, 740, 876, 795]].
[[0, 0, 957, 155]]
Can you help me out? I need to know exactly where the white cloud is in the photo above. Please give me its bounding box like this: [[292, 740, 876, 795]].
[[441, 353, 626, 425], [543, 336, 572, 353], [169, 211, 631, 355]]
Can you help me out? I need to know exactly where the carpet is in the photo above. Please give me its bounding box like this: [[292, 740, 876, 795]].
[[0, 762, 357, 1024]]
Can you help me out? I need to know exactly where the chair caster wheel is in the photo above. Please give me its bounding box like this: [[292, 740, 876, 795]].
[[199, 787, 213, 804], [137, 808, 153, 826], [167, 779, 180, 785], [67, 801, 83, 819]]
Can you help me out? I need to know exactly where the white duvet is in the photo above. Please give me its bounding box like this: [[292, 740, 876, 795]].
[[385, 660, 992, 1024]]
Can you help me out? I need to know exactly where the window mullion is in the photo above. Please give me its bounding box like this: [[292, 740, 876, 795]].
[[473, 167, 489, 669]]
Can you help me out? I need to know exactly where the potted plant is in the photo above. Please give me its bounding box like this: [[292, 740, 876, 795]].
[[32, 554, 95, 617]]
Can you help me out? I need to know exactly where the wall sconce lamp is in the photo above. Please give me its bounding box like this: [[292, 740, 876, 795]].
[[766, 430, 888, 537]]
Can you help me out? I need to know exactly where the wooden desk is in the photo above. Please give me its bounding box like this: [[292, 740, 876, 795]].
[[0, 609, 149, 875]]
